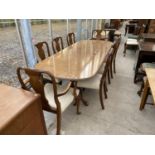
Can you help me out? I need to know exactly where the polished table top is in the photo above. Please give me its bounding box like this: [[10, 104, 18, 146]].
[[35, 40, 113, 80], [145, 68, 155, 103]]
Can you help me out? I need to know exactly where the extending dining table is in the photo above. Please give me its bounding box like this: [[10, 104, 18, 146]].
[[35, 40, 113, 110]]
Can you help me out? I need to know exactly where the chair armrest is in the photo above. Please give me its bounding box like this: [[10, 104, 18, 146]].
[[57, 81, 72, 97]]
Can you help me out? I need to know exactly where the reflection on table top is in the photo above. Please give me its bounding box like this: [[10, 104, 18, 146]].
[[138, 41, 155, 52], [145, 68, 155, 103], [35, 40, 113, 80]]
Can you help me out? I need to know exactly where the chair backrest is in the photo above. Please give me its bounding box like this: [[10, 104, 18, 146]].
[[17, 67, 58, 111], [67, 32, 76, 46], [35, 41, 50, 61], [112, 37, 121, 58], [101, 48, 114, 79], [52, 37, 64, 54], [92, 29, 106, 40]]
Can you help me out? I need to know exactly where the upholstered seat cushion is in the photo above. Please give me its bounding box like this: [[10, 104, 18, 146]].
[[77, 74, 102, 90], [44, 83, 78, 112], [126, 38, 138, 45]]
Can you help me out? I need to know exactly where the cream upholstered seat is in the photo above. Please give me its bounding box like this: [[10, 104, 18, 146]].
[[44, 83, 78, 112], [77, 74, 102, 90]]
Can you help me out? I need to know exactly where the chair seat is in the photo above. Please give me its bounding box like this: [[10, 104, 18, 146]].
[[126, 39, 138, 45], [44, 83, 78, 112], [77, 74, 102, 90]]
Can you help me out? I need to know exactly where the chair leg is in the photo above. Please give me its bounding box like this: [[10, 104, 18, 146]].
[[107, 69, 111, 84], [110, 63, 113, 79], [76, 95, 81, 114], [103, 81, 108, 99], [99, 82, 104, 109], [113, 58, 116, 74], [56, 111, 61, 135]]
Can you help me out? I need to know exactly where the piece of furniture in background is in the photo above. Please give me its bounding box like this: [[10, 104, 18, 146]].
[[35, 41, 51, 61], [140, 33, 155, 42], [134, 41, 155, 83], [17, 68, 79, 135], [124, 25, 145, 56], [110, 19, 121, 30], [137, 63, 155, 96], [0, 84, 47, 135], [147, 20, 155, 33], [125, 23, 137, 36], [52, 37, 64, 54], [123, 39, 139, 56], [67, 32, 76, 46], [139, 68, 155, 110]]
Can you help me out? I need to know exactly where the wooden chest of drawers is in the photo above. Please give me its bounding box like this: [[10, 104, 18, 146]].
[[0, 84, 47, 135]]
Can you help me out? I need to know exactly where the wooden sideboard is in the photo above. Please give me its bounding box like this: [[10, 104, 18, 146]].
[[0, 84, 47, 135]]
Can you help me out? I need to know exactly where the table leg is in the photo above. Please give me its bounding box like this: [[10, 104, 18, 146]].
[[73, 81, 81, 114], [139, 79, 149, 110]]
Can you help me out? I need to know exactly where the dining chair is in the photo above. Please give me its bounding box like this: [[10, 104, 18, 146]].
[[52, 37, 64, 54], [35, 41, 61, 84], [67, 32, 76, 46], [98, 37, 121, 83], [91, 29, 106, 40], [77, 49, 113, 110], [35, 41, 51, 61], [124, 25, 145, 56], [17, 67, 80, 135]]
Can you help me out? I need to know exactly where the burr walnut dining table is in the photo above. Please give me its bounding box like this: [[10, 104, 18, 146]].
[[35, 40, 113, 109]]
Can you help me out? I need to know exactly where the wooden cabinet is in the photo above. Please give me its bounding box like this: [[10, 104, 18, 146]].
[[0, 84, 47, 135]]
